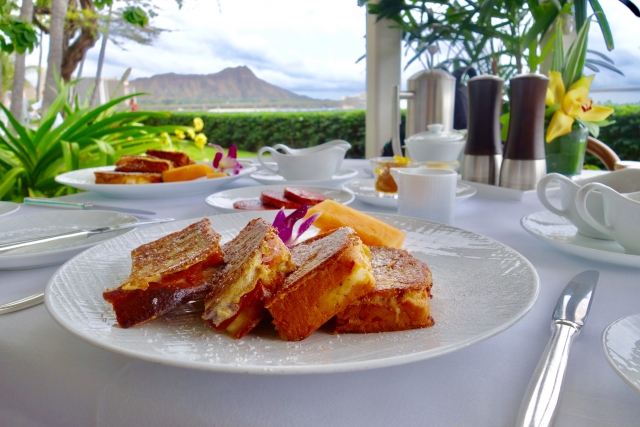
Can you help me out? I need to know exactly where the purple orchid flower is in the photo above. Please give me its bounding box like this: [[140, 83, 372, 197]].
[[210, 144, 243, 175], [272, 205, 321, 247]]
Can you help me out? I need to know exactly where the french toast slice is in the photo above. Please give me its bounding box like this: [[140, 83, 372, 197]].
[[202, 218, 295, 339], [103, 218, 224, 328], [335, 246, 434, 334], [266, 227, 376, 341], [94, 171, 163, 185], [146, 149, 195, 167], [115, 155, 174, 173]]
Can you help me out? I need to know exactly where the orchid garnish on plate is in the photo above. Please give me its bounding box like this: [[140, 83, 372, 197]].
[[272, 205, 320, 247], [210, 144, 243, 175]]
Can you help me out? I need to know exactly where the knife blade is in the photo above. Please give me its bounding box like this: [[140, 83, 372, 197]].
[[0, 217, 174, 255], [516, 270, 599, 427], [24, 198, 156, 216]]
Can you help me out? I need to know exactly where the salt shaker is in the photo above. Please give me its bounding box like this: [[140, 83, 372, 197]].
[[499, 74, 549, 190], [461, 75, 504, 185]]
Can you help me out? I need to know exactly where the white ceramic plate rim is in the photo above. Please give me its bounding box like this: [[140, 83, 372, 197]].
[[0, 210, 136, 270], [520, 211, 640, 269], [46, 211, 539, 374], [55, 165, 257, 197], [602, 313, 640, 393], [0, 201, 19, 216], [204, 185, 355, 213]]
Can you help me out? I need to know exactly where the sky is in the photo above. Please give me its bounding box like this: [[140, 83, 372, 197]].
[[25, 0, 640, 103]]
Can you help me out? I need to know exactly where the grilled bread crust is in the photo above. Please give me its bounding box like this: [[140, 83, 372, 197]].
[[335, 246, 434, 333], [94, 171, 162, 184], [202, 218, 294, 338], [115, 155, 174, 173], [266, 227, 376, 341], [146, 150, 195, 167], [103, 218, 224, 328]]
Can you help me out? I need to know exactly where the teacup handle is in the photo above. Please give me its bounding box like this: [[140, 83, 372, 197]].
[[537, 173, 569, 216], [257, 147, 281, 174], [575, 183, 614, 236]]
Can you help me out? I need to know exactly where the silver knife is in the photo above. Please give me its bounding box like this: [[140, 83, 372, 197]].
[[516, 270, 599, 427], [24, 197, 156, 216], [0, 217, 174, 255]]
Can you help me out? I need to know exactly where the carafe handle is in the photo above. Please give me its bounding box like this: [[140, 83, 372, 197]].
[[575, 183, 615, 236], [257, 147, 281, 174]]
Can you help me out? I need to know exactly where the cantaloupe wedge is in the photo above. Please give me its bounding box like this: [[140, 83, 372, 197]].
[[307, 200, 405, 249], [206, 171, 229, 179], [162, 164, 215, 182]]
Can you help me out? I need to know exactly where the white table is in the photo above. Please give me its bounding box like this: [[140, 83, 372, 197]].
[[1, 159, 639, 427]]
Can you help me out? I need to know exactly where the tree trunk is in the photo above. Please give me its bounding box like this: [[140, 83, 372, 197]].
[[60, 0, 98, 82], [90, 3, 112, 107], [36, 30, 44, 102], [42, 0, 69, 114], [10, 0, 35, 123]]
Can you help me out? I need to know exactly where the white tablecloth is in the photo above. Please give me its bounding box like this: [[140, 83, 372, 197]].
[[1, 159, 639, 427]]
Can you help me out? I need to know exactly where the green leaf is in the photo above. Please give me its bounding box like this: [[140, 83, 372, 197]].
[[576, 117, 599, 138], [589, 0, 614, 51], [545, 104, 561, 117], [522, 4, 559, 48], [563, 18, 591, 88], [551, 21, 564, 73], [0, 166, 25, 200]]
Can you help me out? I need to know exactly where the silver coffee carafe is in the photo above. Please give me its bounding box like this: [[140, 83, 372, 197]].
[[391, 68, 456, 156]]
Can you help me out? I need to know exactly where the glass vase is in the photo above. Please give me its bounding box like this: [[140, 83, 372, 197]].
[[545, 126, 589, 176]]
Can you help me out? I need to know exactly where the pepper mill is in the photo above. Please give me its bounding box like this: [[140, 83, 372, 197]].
[[499, 74, 549, 190], [461, 75, 504, 185]]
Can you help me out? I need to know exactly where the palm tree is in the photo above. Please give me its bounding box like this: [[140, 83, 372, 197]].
[[10, 0, 34, 124], [42, 0, 69, 114]]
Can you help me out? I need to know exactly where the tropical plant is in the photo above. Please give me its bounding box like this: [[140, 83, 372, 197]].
[[544, 18, 614, 142], [0, 81, 190, 201]]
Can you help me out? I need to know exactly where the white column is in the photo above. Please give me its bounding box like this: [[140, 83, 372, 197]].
[[365, 3, 402, 159]]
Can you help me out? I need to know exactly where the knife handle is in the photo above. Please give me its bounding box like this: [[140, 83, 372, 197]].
[[516, 322, 579, 427], [24, 198, 84, 209]]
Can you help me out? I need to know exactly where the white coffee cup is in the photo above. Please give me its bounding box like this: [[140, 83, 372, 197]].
[[390, 167, 457, 224], [257, 142, 349, 181], [537, 169, 640, 240], [575, 183, 640, 255]]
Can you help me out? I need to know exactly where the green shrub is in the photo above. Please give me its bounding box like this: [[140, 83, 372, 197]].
[[144, 110, 367, 158], [148, 106, 640, 165]]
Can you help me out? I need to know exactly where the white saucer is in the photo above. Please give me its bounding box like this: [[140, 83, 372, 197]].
[[602, 313, 640, 393], [343, 179, 477, 208], [521, 211, 640, 269], [249, 169, 359, 187], [205, 185, 355, 213], [0, 201, 19, 216], [0, 210, 136, 270]]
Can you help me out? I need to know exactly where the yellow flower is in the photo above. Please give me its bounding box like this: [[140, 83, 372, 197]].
[[161, 132, 172, 147], [175, 129, 185, 140], [187, 129, 196, 140], [193, 117, 204, 132], [194, 133, 207, 150], [545, 72, 614, 142]]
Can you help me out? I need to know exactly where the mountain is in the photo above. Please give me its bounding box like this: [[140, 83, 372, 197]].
[[131, 66, 315, 106]]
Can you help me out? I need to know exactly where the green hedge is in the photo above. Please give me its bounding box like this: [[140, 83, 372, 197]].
[[145, 106, 640, 163], [144, 110, 367, 158]]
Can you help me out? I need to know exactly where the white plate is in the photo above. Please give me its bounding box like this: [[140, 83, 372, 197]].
[[0, 210, 136, 270], [521, 211, 640, 269], [46, 211, 539, 374], [204, 185, 355, 213], [343, 179, 477, 208], [250, 168, 358, 187], [0, 201, 19, 216], [55, 165, 257, 200], [602, 313, 640, 393]]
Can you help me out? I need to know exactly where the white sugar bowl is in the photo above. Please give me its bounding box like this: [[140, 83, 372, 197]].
[[405, 124, 466, 162]]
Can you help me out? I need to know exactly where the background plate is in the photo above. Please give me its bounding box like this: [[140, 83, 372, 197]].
[[521, 211, 640, 269], [602, 313, 640, 393], [55, 165, 256, 199], [205, 185, 355, 213], [46, 211, 539, 374], [0, 210, 135, 270], [344, 179, 477, 208], [0, 201, 19, 216], [249, 168, 358, 187]]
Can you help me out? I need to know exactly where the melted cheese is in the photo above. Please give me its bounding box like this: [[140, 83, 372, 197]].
[[319, 260, 374, 313]]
